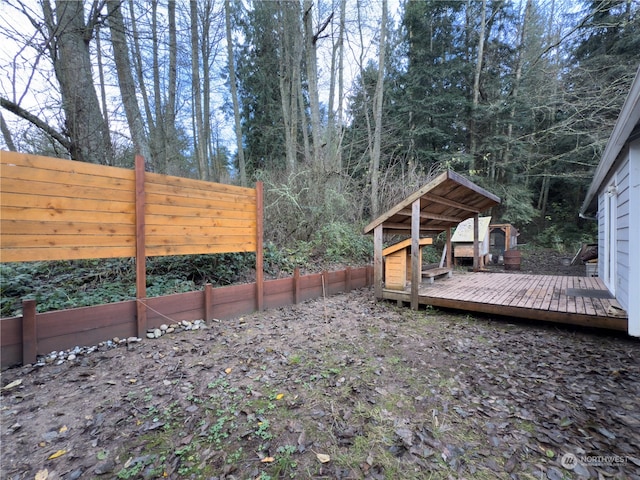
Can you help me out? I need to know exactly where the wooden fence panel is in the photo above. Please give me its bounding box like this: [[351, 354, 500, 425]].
[[1, 152, 136, 261], [0, 151, 259, 262], [144, 171, 257, 257]]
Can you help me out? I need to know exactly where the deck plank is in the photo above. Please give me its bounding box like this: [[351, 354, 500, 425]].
[[474, 273, 513, 304], [490, 274, 529, 307]]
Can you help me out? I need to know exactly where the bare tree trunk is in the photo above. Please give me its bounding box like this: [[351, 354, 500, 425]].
[[190, 0, 207, 180], [225, 0, 247, 186], [202, 2, 212, 180], [298, 73, 311, 164], [128, 0, 155, 146], [95, 25, 110, 142], [370, 0, 387, 217], [278, 1, 301, 173], [336, 0, 346, 170], [470, 0, 487, 167], [165, 0, 178, 172], [107, 0, 150, 163], [42, 0, 113, 164], [303, 0, 330, 168], [503, 0, 532, 175], [0, 111, 16, 151], [354, 0, 373, 217], [151, 0, 166, 172]]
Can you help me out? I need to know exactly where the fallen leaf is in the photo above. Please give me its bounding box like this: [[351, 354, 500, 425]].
[[225, 368, 232, 374], [59, 425, 68, 433], [48, 449, 67, 459], [34, 469, 48, 480], [316, 453, 331, 463], [276, 393, 284, 400], [128, 379, 137, 384], [3, 379, 22, 390], [261, 457, 274, 463]]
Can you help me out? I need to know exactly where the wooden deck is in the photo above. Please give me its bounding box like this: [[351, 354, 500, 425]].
[[382, 272, 628, 331]]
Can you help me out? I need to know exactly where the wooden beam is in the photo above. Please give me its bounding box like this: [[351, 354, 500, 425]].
[[135, 155, 147, 338], [397, 209, 466, 224], [381, 222, 449, 232], [411, 199, 420, 310], [422, 193, 481, 213], [255, 181, 264, 311], [374, 225, 383, 299], [384, 228, 447, 236]]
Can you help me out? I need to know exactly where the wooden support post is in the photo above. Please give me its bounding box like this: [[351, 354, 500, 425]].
[[204, 283, 213, 322], [373, 225, 383, 299], [22, 299, 37, 365], [293, 267, 300, 304], [323, 270, 329, 296], [473, 213, 479, 272], [135, 155, 147, 338], [411, 199, 420, 310], [345, 266, 352, 292], [446, 227, 452, 269], [255, 181, 264, 312]]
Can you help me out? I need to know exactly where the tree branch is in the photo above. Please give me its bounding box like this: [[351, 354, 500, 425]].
[[314, 12, 333, 44], [0, 96, 71, 151]]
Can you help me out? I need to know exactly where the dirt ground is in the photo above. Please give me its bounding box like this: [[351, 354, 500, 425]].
[[2, 263, 640, 480]]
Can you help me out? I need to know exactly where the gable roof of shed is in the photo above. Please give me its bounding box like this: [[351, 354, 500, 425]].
[[364, 170, 501, 234], [581, 65, 640, 215]]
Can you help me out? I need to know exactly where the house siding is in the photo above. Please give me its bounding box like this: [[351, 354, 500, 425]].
[[628, 137, 640, 336], [597, 153, 630, 311], [616, 156, 630, 312], [598, 195, 605, 278]]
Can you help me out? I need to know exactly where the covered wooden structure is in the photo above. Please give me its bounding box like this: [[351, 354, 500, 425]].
[[364, 170, 501, 309]]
